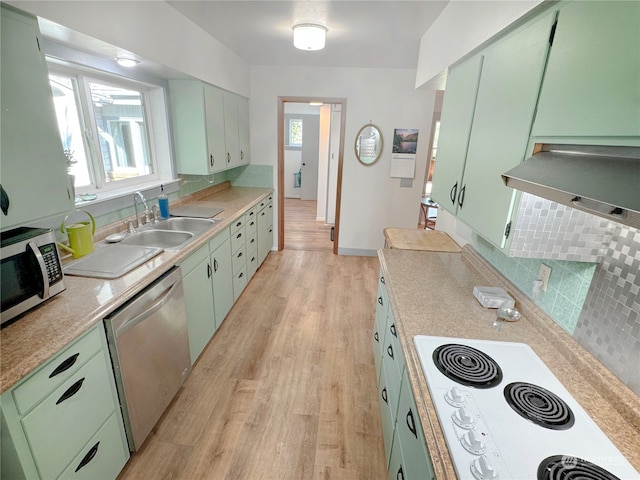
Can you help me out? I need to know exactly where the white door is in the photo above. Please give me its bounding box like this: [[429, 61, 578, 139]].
[[300, 115, 319, 201]]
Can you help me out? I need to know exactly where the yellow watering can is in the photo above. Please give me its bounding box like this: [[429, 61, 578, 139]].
[[58, 210, 96, 259]]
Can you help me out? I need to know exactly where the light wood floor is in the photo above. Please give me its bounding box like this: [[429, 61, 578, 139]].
[[117, 224, 386, 479], [284, 198, 334, 251]]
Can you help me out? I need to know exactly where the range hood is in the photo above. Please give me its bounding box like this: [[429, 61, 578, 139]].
[[502, 144, 640, 229]]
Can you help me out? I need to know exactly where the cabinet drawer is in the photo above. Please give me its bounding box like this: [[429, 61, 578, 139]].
[[58, 412, 129, 480], [247, 250, 258, 279], [246, 231, 257, 255], [245, 206, 258, 231], [208, 227, 230, 252], [178, 243, 210, 277], [232, 244, 246, 274], [22, 352, 117, 480], [13, 327, 102, 415], [230, 216, 244, 234], [233, 266, 248, 301], [231, 225, 246, 254], [377, 366, 395, 466]]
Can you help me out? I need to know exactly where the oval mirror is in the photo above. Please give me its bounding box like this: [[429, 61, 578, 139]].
[[355, 124, 383, 165]]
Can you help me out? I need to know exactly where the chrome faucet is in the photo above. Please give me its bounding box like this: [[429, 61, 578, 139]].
[[133, 191, 150, 228]]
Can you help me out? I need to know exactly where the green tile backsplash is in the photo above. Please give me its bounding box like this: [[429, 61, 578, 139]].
[[227, 164, 273, 188], [472, 234, 596, 334]]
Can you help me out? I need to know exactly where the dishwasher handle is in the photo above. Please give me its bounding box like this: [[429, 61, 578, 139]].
[[115, 280, 180, 337]]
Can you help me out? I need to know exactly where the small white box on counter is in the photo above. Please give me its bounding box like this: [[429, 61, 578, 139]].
[[473, 286, 515, 309]]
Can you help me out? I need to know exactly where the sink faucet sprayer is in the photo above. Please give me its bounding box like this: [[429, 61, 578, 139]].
[[133, 191, 150, 228]]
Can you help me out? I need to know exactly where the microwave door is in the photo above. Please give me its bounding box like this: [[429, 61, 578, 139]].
[[0, 243, 46, 313]]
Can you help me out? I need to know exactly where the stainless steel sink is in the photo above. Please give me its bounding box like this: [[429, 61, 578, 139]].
[[120, 230, 194, 250], [154, 217, 219, 234]]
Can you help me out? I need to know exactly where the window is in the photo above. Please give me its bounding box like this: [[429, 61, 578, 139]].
[[49, 65, 162, 194], [288, 118, 303, 147]]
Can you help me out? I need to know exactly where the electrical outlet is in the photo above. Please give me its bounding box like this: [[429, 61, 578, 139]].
[[400, 178, 413, 188], [538, 264, 552, 292]]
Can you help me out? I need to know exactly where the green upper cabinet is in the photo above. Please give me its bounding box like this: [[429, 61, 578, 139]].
[[223, 91, 241, 169], [430, 55, 483, 215], [457, 11, 556, 248], [432, 9, 556, 248], [1, 5, 73, 231], [532, 1, 640, 138], [169, 80, 227, 175], [238, 96, 251, 166]]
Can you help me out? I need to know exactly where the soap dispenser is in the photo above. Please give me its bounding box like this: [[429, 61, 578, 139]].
[[158, 185, 170, 219]]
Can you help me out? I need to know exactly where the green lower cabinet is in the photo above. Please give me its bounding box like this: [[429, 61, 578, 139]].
[[377, 365, 396, 467], [0, 324, 128, 480], [210, 234, 234, 329], [396, 372, 435, 480], [388, 427, 407, 480], [180, 244, 216, 364], [58, 412, 129, 480]]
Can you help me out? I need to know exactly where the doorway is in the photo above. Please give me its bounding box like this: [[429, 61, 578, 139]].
[[277, 97, 346, 254]]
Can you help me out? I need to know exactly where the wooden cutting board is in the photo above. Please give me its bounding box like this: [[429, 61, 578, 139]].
[[383, 228, 461, 252]]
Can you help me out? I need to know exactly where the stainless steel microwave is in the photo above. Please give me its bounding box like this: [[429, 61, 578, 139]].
[[1, 227, 65, 326]]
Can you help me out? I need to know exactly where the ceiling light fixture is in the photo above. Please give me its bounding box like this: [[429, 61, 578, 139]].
[[115, 57, 140, 68], [293, 24, 327, 51]]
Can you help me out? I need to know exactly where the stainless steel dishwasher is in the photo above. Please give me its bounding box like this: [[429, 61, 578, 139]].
[[104, 266, 191, 451]]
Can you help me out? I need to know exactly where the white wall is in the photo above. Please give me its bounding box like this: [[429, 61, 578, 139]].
[[415, 0, 543, 89], [250, 66, 435, 254], [10, 1, 250, 96]]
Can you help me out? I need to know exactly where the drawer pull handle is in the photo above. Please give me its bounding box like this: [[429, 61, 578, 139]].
[[239, 272, 244, 279], [207, 263, 212, 278], [56, 377, 85, 405], [390, 324, 397, 337], [381, 387, 388, 404], [49, 353, 79, 378], [406, 408, 417, 438], [449, 182, 458, 206], [377, 297, 383, 306], [236, 233, 242, 239], [75, 441, 100, 472], [380, 276, 385, 284], [374, 332, 379, 342], [396, 465, 405, 480], [214, 259, 219, 273], [387, 345, 394, 360]]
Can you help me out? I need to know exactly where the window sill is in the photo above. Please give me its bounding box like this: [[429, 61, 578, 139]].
[[74, 179, 181, 218]]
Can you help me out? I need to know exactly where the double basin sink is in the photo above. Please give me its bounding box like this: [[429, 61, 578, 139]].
[[120, 217, 219, 250], [64, 217, 220, 279]]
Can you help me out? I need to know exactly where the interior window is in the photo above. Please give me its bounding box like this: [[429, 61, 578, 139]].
[[289, 118, 303, 147]]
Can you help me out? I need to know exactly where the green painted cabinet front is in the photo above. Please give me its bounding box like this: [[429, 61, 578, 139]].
[[210, 234, 234, 329], [169, 80, 227, 175], [223, 91, 241, 170], [180, 244, 216, 364], [0, 324, 128, 480], [533, 1, 640, 138], [455, 11, 556, 248], [0, 5, 73, 231], [238, 95, 251, 166], [257, 197, 274, 266], [430, 55, 483, 215]]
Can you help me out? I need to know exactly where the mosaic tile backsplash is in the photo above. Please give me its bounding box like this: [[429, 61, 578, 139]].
[[473, 234, 596, 333], [508, 193, 613, 262], [475, 221, 640, 396], [574, 224, 640, 395]]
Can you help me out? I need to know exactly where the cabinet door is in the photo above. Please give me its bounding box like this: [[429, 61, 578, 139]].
[[181, 252, 216, 364], [533, 1, 640, 137], [204, 84, 227, 174], [377, 366, 395, 467], [211, 238, 234, 329], [430, 55, 483, 215], [238, 95, 251, 165], [457, 11, 556, 248], [397, 372, 435, 480], [388, 428, 406, 480], [257, 201, 273, 266], [223, 91, 241, 169], [1, 6, 73, 230]]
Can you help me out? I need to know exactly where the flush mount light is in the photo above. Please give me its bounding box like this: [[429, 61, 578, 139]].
[[309, 102, 323, 106], [293, 24, 327, 51], [115, 57, 140, 68]]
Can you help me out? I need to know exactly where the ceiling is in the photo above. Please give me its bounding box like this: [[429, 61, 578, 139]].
[[166, 1, 449, 69]]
